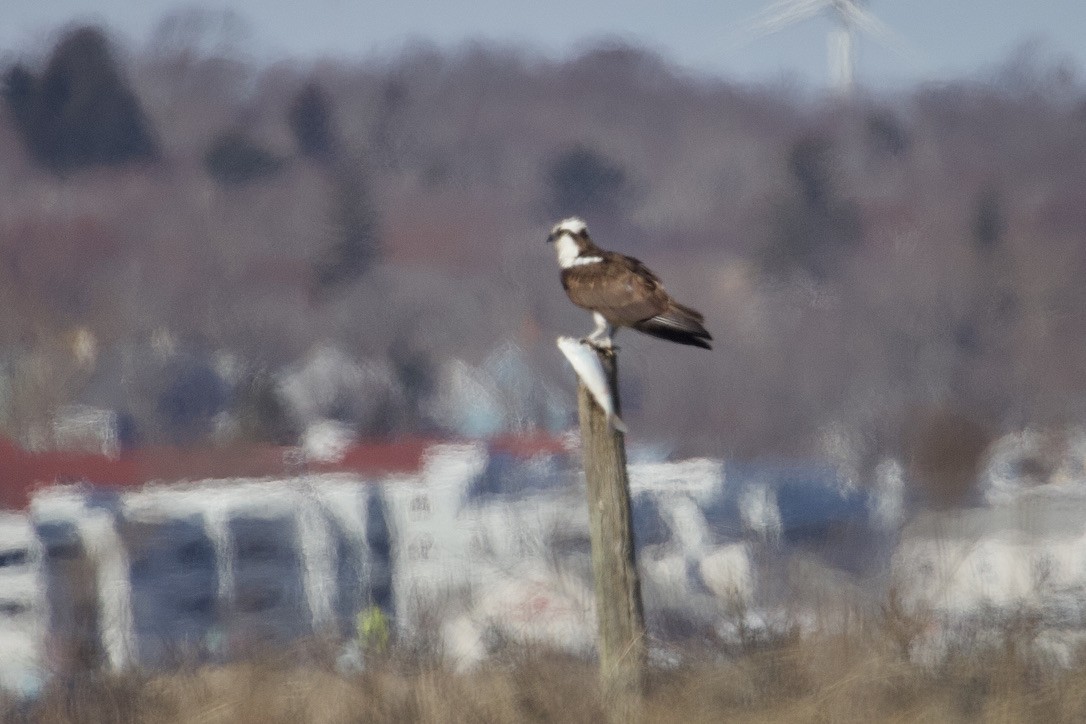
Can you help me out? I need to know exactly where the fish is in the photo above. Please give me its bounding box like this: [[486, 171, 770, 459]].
[[556, 336, 628, 433]]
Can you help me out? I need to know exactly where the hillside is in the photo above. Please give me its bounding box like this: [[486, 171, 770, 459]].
[[1, 25, 1085, 489]]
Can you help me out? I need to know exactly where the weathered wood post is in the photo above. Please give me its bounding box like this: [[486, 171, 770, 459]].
[[576, 348, 646, 713]]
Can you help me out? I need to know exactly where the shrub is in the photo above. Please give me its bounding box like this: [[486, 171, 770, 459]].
[[287, 81, 337, 160], [204, 131, 286, 185], [2, 26, 158, 172], [545, 143, 631, 218]]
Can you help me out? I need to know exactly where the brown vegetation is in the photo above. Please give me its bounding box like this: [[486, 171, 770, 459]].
[[9, 621, 1086, 723]]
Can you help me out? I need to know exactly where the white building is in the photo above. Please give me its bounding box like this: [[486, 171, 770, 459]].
[[0, 512, 46, 696], [894, 496, 1086, 620], [31, 487, 131, 671], [23, 473, 392, 671], [381, 443, 495, 633], [52, 405, 120, 458], [2, 439, 891, 678], [119, 475, 390, 665], [893, 494, 1086, 662]]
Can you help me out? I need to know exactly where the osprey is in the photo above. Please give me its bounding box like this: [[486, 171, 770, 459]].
[[547, 217, 712, 350]]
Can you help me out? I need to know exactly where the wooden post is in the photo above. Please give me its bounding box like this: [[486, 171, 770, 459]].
[[576, 349, 646, 713]]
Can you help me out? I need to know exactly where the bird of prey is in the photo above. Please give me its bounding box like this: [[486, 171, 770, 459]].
[[546, 217, 712, 350]]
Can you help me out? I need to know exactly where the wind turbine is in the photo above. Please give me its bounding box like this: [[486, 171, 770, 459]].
[[735, 0, 916, 93]]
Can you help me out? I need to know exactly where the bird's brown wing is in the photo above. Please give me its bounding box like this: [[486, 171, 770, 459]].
[[561, 252, 668, 327]]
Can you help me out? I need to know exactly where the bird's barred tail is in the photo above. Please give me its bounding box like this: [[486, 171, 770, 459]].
[[633, 302, 712, 349]]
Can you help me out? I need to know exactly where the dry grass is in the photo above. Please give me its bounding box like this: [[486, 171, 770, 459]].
[[7, 626, 1086, 724]]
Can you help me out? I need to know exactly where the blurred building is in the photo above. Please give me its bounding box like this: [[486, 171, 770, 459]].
[[0, 432, 911, 686], [52, 405, 120, 458], [0, 512, 46, 697], [893, 494, 1086, 662]]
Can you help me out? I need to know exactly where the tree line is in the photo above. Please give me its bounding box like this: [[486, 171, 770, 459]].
[[1, 21, 1085, 502]]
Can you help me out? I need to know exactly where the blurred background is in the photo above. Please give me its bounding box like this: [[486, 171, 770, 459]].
[[0, 2, 1082, 476], [1, 1, 1086, 714]]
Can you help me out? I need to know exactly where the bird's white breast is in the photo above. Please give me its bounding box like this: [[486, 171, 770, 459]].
[[555, 233, 602, 269]]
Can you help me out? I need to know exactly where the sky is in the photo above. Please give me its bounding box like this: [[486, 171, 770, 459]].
[[3, 1, 1085, 90]]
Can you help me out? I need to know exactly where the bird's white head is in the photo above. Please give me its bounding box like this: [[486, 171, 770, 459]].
[[551, 217, 587, 236], [546, 217, 598, 269]]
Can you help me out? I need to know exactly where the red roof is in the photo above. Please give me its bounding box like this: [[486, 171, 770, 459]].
[[0, 434, 570, 510], [310, 438, 435, 477], [488, 432, 571, 458]]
